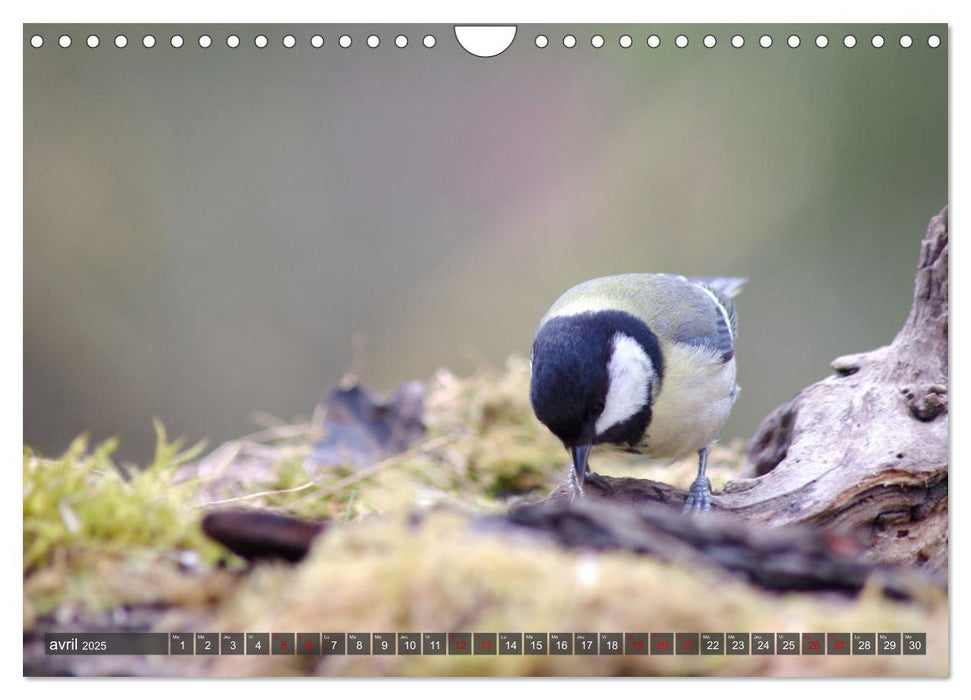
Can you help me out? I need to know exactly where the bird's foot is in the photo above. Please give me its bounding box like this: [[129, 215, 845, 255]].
[[681, 476, 712, 514], [584, 470, 609, 491]]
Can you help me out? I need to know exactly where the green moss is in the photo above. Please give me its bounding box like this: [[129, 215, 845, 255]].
[[23, 421, 237, 623]]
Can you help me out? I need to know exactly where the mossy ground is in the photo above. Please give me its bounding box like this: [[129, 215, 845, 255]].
[[23, 357, 947, 676]]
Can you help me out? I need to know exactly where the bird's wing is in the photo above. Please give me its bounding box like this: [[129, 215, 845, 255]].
[[688, 277, 745, 340], [539, 273, 744, 363], [636, 275, 742, 363]]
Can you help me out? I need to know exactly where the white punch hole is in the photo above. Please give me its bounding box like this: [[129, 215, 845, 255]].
[[58, 35, 71, 48], [871, 35, 885, 48], [30, 35, 43, 48], [787, 35, 800, 48], [815, 35, 828, 48], [86, 35, 99, 48], [563, 34, 576, 48], [535, 35, 548, 48], [675, 34, 689, 48], [703, 34, 716, 48], [311, 35, 324, 48], [283, 35, 296, 48], [255, 34, 268, 48], [928, 35, 941, 48], [339, 35, 352, 48], [844, 35, 857, 48], [115, 35, 128, 48], [619, 35, 632, 48], [395, 35, 407, 48], [199, 35, 212, 48], [454, 25, 516, 57], [367, 35, 380, 48], [143, 35, 156, 48], [170, 35, 184, 48], [900, 35, 913, 48], [647, 35, 661, 48], [423, 35, 436, 48], [227, 35, 240, 49], [759, 35, 772, 48], [591, 35, 605, 48], [731, 35, 744, 48]]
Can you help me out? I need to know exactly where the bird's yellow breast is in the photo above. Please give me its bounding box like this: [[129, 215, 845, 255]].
[[640, 341, 738, 460]]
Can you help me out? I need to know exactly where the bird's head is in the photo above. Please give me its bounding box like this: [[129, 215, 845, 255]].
[[529, 310, 663, 476]]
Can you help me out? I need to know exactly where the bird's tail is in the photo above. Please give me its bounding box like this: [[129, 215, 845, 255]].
[[690, 276, 747, 299]]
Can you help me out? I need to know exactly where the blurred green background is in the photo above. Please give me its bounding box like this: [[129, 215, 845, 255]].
[[24, 24, 947, 462]]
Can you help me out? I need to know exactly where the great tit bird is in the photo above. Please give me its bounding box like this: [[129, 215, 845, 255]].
[[529, 273, 744, 513]]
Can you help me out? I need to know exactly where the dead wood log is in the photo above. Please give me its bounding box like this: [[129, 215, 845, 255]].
[[199, 494, 946, 600], [728, 206, 948, 569], [505, 497, 945, 600]]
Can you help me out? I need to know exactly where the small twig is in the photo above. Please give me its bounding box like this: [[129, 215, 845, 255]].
[[197, 442, 241, 483], [292, 430, 464, 507], [196, 431, 463, 509], [238, 422, 313, 444], [195, 480, 319, 508], [343, 490, 358, 523], [246, 409, 291, 430]]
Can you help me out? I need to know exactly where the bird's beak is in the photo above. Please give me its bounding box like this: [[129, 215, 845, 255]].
[[571, 443, 592, 486]]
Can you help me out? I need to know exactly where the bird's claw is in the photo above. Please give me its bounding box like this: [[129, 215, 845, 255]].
[[584, 470, 609, 491], [682, 476, 712, 514]]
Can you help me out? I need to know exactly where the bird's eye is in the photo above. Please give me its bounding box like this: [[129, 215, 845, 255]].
[[592, 399, 606, 415]]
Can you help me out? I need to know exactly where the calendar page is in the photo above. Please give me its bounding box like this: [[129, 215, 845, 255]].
[[23, 21, 948, 678]]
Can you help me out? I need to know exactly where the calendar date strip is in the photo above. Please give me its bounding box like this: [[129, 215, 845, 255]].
[[45, 631, 927, 656]]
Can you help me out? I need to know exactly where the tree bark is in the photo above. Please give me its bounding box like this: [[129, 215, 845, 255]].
[[730, 206, 948, 569]]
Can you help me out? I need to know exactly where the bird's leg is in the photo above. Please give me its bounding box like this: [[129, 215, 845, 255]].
[[569, 444, 592, 502], [569, 467, 611, 502], [569, 466, 586, 501], [682, 446, 713, 514]]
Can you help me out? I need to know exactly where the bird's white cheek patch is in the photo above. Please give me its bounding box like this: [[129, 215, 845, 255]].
[[595, 333, 654, 436]]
